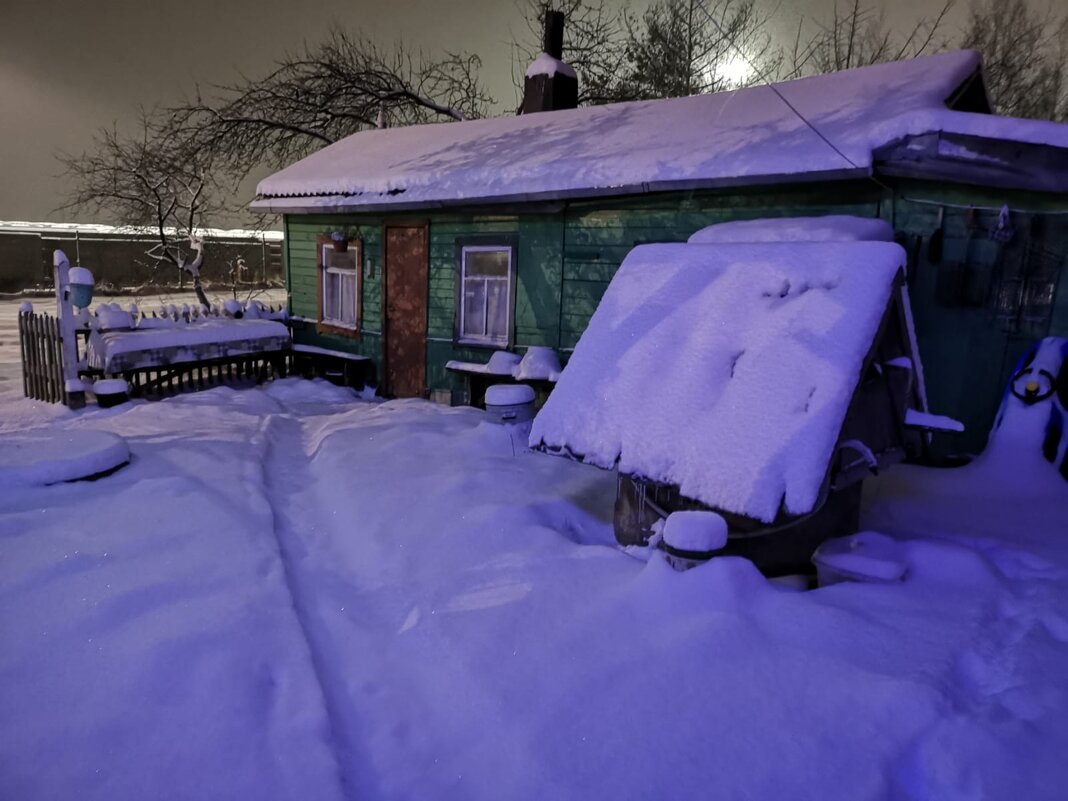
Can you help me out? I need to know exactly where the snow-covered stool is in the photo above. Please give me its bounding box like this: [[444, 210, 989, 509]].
[[660, 510, 729, 570], [0, 430, 130, 486], [92, 378, 129, 408], [811, 530, 908, 587], [485, 384, 536, 425]]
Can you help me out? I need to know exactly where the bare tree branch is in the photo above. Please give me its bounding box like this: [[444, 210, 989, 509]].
[[57, 108, 230, 307], [962, 0, 1067, 121], [173, 31, 492, 181]]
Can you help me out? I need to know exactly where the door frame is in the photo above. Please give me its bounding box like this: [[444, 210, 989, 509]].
[[381, 219, 430, 397]]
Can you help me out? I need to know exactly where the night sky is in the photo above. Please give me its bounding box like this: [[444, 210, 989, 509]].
[[2, 0, 969, 223]]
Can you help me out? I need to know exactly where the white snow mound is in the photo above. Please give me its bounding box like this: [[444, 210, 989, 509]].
[[663, 511, 729, 553], [688, 215, 894, 244], [0, 430, 130, 486], [531, 240, 905, 522], [513, 347, 562, 381], [525, 53, 577, 80], [485, 384, 535, 406], [812, 530, 909, 584]]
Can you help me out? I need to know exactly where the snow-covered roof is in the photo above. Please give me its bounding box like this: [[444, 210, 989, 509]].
[[253, 50, 1068, 213], [529, 239, 907, 523]]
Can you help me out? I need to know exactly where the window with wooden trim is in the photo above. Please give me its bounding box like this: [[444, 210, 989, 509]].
[[317, 237, 360, 335], [458, 244, 514, 346]]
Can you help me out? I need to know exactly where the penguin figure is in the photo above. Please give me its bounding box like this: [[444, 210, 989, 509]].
[[993, 337, 1068, 482]]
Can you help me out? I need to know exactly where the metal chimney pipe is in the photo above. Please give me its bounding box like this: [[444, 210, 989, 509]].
[[543, 9, 565, 59]]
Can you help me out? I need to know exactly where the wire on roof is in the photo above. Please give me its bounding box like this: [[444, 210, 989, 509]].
[[692, 0, 895, 196]]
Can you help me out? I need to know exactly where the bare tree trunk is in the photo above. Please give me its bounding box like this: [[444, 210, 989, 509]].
[[192, 275, 210, 309]]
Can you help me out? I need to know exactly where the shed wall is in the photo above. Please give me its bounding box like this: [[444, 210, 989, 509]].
[[282, 180, 1068, 452]]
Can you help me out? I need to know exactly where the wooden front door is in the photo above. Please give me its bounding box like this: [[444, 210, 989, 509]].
[[383, 223, 429, 397]]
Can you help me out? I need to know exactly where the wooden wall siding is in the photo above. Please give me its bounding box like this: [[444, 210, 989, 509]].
[[557, 190, 880, 346], [285, 215, 384, 362], [427, 216, 520, 341], [516, 216, 565, 348], [281, 187, 884, 384], [889, 181, 1068, 453], [279, 182, 1067, 448]]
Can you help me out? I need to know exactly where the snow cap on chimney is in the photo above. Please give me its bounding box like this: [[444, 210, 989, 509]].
[[521, 9, 578, 114]]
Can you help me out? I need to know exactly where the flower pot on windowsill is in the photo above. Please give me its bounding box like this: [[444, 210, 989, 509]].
[[332, 238, 349, 253]]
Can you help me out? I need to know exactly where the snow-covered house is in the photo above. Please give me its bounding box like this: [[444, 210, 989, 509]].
[[252, 42, 1068, 452], [529, 219, 925, 572]]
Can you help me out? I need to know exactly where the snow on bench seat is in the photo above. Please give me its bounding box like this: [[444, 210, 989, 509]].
[[530, 240, 906, 523], [291, 344, 370, 362], [87, 319, 290, 374]]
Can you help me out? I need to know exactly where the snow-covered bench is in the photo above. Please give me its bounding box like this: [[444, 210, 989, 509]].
[[446, 347, 561, 407]]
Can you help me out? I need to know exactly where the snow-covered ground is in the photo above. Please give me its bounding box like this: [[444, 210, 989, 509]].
[[1, 334, 1066, 799]]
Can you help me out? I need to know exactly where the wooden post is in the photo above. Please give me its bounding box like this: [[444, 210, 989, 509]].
[[53, 251, 85, 408]]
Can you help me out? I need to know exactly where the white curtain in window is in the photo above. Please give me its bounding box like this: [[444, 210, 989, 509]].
[[462, 248, 511, 343], [322, 246, 358, 327]]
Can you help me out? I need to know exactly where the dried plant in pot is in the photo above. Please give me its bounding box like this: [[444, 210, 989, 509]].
[[326, 226, 361, 252], [330, 231, 349, 252]]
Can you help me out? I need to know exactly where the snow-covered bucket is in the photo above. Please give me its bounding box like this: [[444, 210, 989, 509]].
[[68, 266, 95, 308], [485, 384, 535, 425], [93, 378, 129, 408], [660, 510, 729, 570], [811, 531, 908, 587]]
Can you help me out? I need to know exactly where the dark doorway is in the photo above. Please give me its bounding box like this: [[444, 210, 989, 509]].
[[383, 223, 429, 397]]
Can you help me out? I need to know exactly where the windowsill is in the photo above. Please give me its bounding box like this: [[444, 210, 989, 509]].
[[456, 337, 510, 350], [317, 320, 361, 338]]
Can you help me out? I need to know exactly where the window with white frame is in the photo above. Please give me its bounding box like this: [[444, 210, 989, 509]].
[[320, 244, 359, 328], [459, 245, 513, 345]]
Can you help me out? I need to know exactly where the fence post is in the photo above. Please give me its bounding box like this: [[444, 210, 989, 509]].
[[53, 250, 85, 409]]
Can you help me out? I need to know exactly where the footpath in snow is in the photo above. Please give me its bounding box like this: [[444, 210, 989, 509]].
[[1, 378, 1066, 800]]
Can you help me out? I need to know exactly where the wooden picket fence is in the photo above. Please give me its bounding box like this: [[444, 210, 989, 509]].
[[17, 310, 67, 404], [119, 353, 295, 399], [16, 308, 370, 407]]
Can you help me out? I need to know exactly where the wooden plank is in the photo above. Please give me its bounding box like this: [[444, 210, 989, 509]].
[[563, 261, 620, 282], [51, 316, 64, 404], [515, 215, 564, 348], [17, 313, 29, 398]]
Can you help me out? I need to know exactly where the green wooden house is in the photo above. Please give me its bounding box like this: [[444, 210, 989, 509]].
[[252, 45, 1068, 454]]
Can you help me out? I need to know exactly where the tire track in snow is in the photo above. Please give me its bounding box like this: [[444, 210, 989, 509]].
[[252, 412, 365, 801]]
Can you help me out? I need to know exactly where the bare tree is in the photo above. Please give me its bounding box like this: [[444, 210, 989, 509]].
[[785, 0, 954, 79], [962, 0, 1067, 121], [174, 31, 492, 182], [512, 0, 632, 106], [59, 109, 227, 308], [513, 0, 778, 104], [622, 0, 780, 98]]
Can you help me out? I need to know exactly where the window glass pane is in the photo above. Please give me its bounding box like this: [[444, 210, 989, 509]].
[[340, 273, 356, 324], [325, 272, 341, 321], [325, 249, 358, 271], [322, 244, 359, 326], [463, 281, 487, 338], [486, 278, 508, 341], [465, 249, 509, 278]]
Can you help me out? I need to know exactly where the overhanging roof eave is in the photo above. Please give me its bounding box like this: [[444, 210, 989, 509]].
[[250, 167, 874, 215]]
